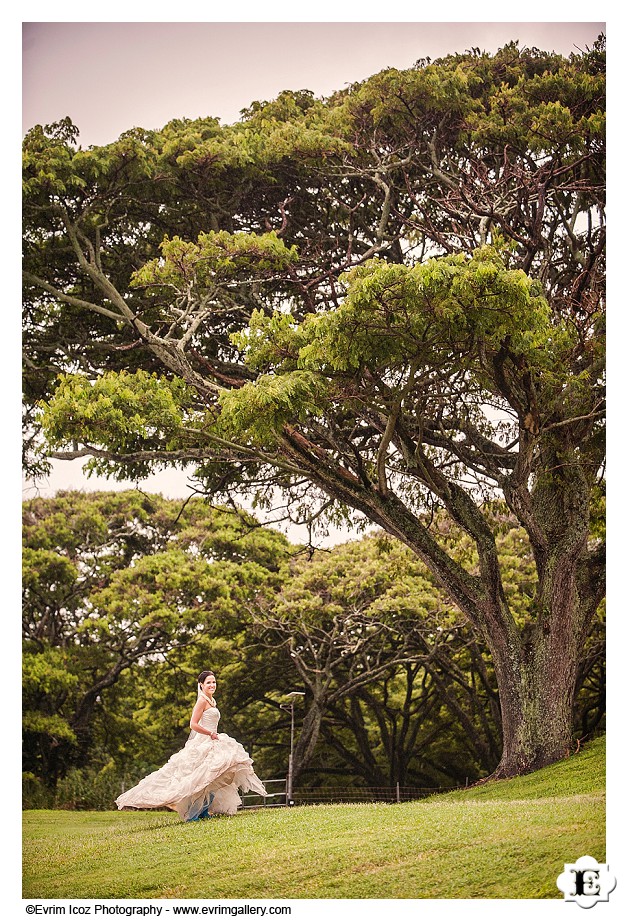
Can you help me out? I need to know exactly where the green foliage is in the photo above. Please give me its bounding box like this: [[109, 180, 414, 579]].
[[39, 370, 196, 479], [22, 712, 77, 745], [23, 118, 157, 209], [218, 371, 329, 445], [23, 762, 129, 811], [22, 117, 92, 198], [131, 230, 298, 291], [341, 60, 481, 134], [467, 55, 605, 153], [23, 650, 80, 704], [258, 248, 556, 371], [22, 547, 79, 604], [304, 247, 554, 369], [274, 533, 459, 629], [222, 247, 566, 448]]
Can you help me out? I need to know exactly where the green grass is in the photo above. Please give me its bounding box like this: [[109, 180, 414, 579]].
[[23, 735, 605, 900]]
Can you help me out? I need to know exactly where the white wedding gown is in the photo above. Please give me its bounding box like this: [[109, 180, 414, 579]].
[[115, 705, 266, 820]]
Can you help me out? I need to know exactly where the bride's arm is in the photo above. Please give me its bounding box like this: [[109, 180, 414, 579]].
[[189, 699, 214, 736]]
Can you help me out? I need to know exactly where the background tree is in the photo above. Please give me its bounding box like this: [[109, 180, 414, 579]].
[[250, 535, 440, 786], [23, 39, 605, 777], [317, 649, 498, 791]]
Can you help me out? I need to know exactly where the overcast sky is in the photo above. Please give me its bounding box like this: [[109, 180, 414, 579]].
[[23, 21, 605, 147], [21, 18, 607, 544]]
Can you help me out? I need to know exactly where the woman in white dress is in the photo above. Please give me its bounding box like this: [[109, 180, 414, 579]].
[[116, 671, 266, 821]]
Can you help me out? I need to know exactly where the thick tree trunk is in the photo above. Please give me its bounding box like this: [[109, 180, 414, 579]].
[[491, 641, 577, 777], [488, 553, 588, 777]]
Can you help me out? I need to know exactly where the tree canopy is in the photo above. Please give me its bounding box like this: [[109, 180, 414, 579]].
[[23, 38, 605, 778]]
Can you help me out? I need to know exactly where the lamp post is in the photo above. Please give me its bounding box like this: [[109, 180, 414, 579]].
[[280, 691, 304, 805]]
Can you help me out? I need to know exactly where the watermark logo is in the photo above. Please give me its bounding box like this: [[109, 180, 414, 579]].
[[556, 855, 616, 908]]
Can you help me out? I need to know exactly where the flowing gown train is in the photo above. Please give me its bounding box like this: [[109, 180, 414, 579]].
[[116, 705, 266, 820]]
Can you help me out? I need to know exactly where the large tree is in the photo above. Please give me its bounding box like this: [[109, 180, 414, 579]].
[[23, 39, 605, 777]]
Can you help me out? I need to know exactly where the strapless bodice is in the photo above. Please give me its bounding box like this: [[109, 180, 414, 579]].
[[200, 706, 220, 732]]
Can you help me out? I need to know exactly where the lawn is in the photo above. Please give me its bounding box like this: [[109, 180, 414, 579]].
[[22, 735, 605, 900]]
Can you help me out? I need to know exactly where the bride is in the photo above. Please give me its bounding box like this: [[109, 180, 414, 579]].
[[116, 670, 266, 820]]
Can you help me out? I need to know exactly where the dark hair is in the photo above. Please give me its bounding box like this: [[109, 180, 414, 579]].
[[197, 670, 215, 685]]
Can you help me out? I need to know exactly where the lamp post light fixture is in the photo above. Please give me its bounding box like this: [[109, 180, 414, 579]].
[[280, 691, 305, 805]]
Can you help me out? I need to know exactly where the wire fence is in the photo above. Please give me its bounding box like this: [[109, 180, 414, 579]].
[[241, 779, 463, 808], [293, 783, 460, 804]]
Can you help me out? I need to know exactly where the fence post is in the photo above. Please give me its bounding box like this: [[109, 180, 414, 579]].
[[396, 781, 400, 803]]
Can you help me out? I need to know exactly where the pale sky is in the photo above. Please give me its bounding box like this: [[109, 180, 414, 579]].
[[23, 21, 605, 146]]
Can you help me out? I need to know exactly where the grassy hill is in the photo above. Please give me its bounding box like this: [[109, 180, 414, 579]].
[[22, 735, 605, 900]]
